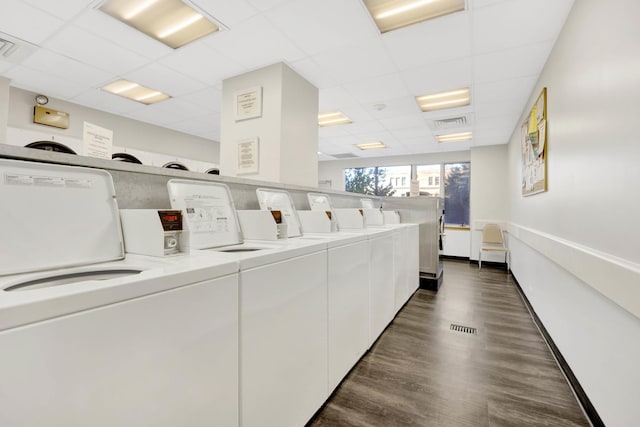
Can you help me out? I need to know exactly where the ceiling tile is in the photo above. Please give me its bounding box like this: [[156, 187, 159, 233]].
[[126, 98, 205, 126], [343, 120, 385, 135], [312, 38, 398, 84], [246, 0, 291, 12], [343, 73, 411, 105], [73, 9, 172, 60], [318, 125, 353, 138], [264, 0, 376, 56], [290, 58, 338, 89], [21, 49, 113, 88], [472, 0, 509, 9], [5, 65, 85, 100], [160, 42, 247, 85], [179, 86, 223, 112], [0, 0, 64, 44], [0, 60, 16, 74], [366, 97, 421, 120], [193, 0, 259, 27], [124, 63, 207, 97], [378, 114, 426, 131], [43, 26, 149, 75], [474, 99, 523, 119], [401, 57, 472, 95], [204, 15, 305, 69], [319, 87, 359, 112], [392, 126, 433, 140], [382, 11, 471, 70], [474, 41, 552, 84], [474, 76, 537, 105], [472, 0, 573, 54], [70, 89, 146, 115], [22, 0, 90, 20]]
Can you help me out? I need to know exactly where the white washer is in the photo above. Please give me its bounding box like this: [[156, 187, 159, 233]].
[[167, 180, 329, 427], [0, 159, 240, 427], [308, 194, 414, 347]]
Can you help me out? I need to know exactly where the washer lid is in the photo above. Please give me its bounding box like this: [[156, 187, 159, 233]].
[[256, 188, 303, 238], [167, 179, 243, 249], [0, 159, 125, 276]]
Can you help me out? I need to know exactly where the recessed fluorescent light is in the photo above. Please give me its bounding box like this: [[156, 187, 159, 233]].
[[364, 0, 465, 33], [356, 141, 386, 150], [318, 111, 352, 127], [416, 87, 470, 112], [436, 132, 472, 143], [99, 0, 221, 49], [101, 79, 171, 105]]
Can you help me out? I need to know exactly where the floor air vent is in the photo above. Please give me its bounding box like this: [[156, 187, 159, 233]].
[[450, 324, 477, 335]]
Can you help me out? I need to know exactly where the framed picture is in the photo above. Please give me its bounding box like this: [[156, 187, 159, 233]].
[[234, 86, 262, 121], [521, 87, 547, 196]]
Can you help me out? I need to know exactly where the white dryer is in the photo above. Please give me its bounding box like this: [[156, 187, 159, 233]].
[[167, 179, 329, 427], [0, 159, 240, 427]]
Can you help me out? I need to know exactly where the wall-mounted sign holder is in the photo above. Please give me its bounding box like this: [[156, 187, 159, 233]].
[[234, 85, 262, 121]]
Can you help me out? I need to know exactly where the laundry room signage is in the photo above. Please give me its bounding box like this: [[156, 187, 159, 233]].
[[82, 122, 113, 160], [234, 86, 262, 121], [237, 137, 259, 175]]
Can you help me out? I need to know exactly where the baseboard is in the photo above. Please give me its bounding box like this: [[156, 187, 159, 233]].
[[512, 275, 604, 427], [440, 255, 469, 262]]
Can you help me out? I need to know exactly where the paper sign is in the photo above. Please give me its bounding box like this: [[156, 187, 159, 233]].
[[237, 138, 259, 175], [82, 122, 113, 159]]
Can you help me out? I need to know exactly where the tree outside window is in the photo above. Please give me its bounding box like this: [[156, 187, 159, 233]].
[[344, 167, 396, 196], [444, 163, 470, 226]]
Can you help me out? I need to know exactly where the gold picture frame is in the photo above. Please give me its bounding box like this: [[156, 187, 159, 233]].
[[521, 87, 547, 196]]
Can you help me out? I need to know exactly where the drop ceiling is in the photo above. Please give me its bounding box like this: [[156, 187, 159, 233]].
[[0, 0, 574, 161]]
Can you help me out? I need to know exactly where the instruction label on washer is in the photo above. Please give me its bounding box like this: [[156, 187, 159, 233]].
[[184, 196, 232, 234], [4, 173, 92, 189]]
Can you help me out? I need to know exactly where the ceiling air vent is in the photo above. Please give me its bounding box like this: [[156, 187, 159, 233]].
[[0, 32, 38, 64], [427, 113, 474, 131], [332, 153, 360, 159]]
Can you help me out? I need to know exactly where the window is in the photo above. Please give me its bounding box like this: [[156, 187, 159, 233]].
[[344, 165, 410, 197], [444, 162, 470, 227], [416, 164, 441, 196]]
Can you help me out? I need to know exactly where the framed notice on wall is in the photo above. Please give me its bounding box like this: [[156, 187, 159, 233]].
[[235, 86, 262, 121], [237, 138, 259, 175]]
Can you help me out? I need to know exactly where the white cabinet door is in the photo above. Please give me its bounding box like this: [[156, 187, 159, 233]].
[[0, 275, 239, 427], [393, 228, 409, 313], [327, 240, 370, 392], [407, 224, 420, 294], [240, 251, 328, 427], [369, 234, 395, 347]]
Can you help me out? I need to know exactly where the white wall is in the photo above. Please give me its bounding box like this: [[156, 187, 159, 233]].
[[470, 145, 509, 261], [4, 87, 219, 162], [507, 1, 640, 425]]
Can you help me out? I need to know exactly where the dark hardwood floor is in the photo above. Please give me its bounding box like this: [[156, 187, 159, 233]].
[[308, 260, 590, 427]]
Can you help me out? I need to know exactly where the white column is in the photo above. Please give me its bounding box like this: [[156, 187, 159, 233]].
[[0, 77, 10, 143], [220, 62, 319, 187]]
